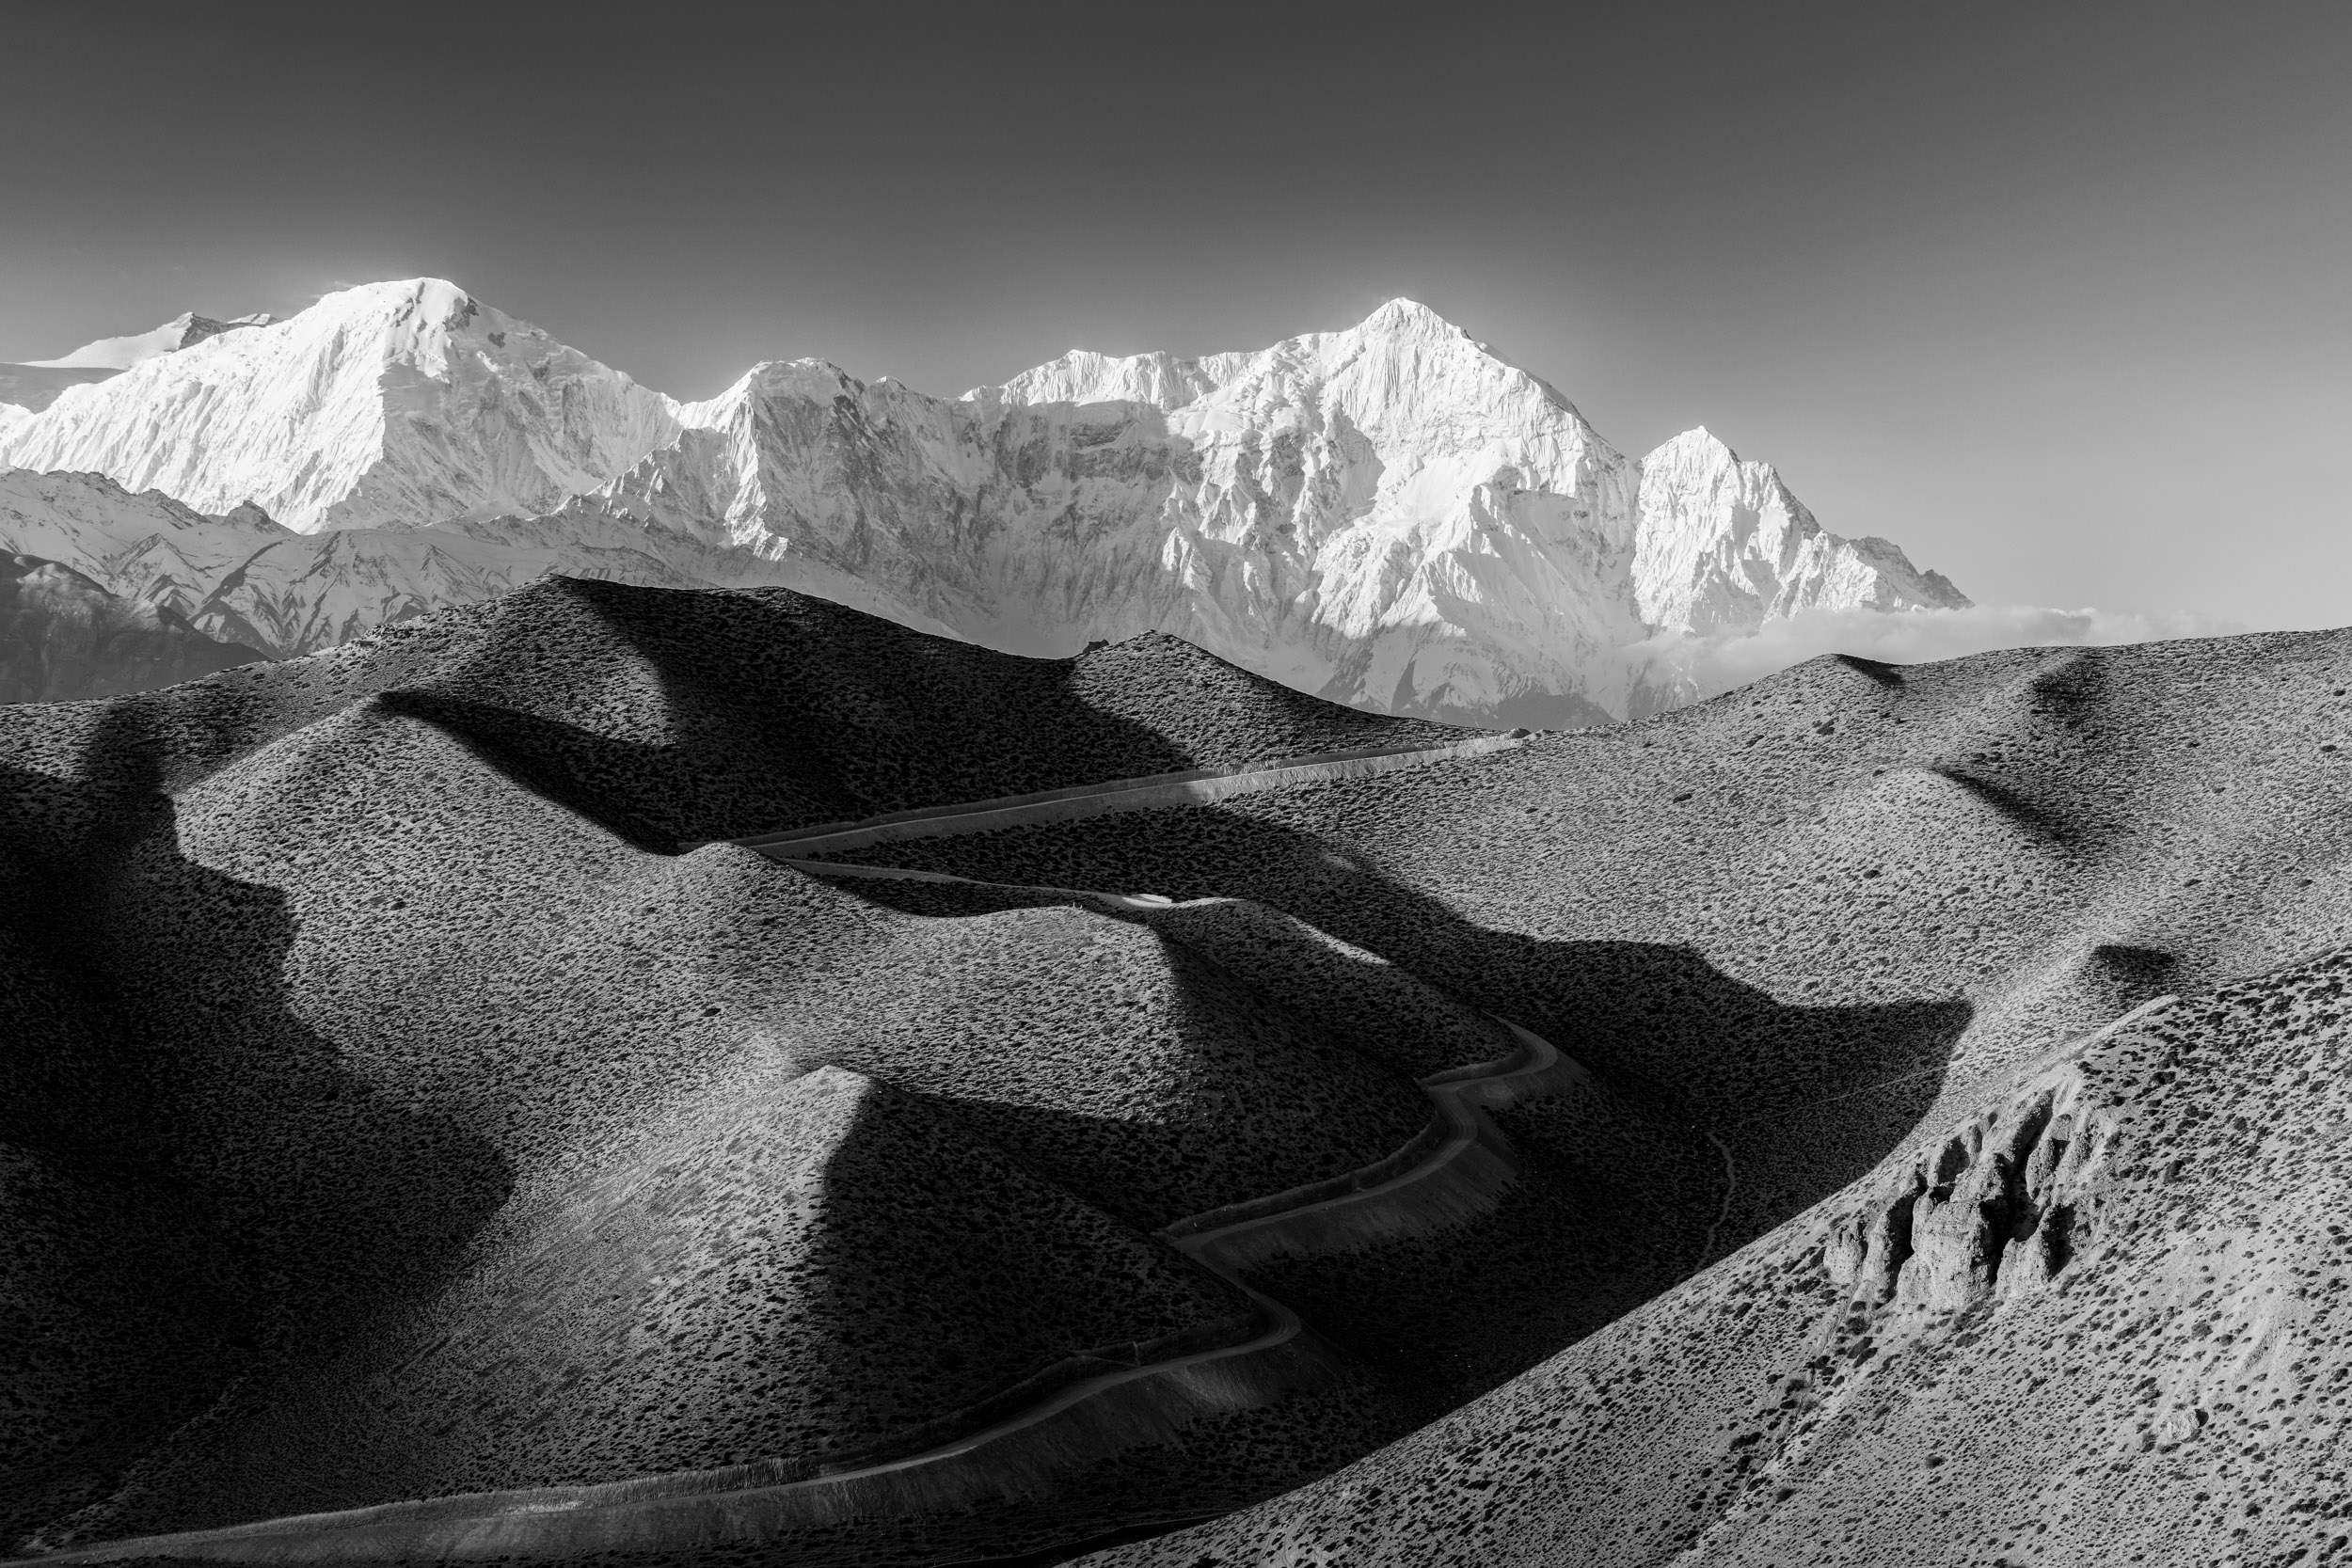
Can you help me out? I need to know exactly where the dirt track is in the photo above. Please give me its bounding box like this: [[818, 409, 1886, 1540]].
[[40, 755, 1580, 1565]]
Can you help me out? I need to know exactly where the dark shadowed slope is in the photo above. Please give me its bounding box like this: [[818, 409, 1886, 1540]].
[[1093, 948, 2352, 1567], [792, 630, 2352, 1566], [827, 633, 2352, 1263], [81, 1055, 1258, 1533], [5, 571, 1460, 838], [0, 917, 254, 1544], [0, 581, 1466, 1557], [366, 575, 1463, 847], [14, 588, 2352, 1567]]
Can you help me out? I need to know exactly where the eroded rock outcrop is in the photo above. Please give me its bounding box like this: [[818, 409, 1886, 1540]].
[[1828, 1077, 2099, 1312]]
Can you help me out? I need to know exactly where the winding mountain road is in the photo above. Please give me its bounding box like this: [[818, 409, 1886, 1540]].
[[40, 738, 1573, 1565], [724, 733, 1526, 859]]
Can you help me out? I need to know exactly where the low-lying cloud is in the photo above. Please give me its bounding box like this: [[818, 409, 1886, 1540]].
[[1640, 604, 2248, 703]]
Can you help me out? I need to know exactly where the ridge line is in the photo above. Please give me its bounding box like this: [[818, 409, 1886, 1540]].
[[721, 734, 1526, 859], [32, 879, 1580, 1566]]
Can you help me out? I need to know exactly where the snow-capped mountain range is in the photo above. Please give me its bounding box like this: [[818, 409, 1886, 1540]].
[[0, 278, 1966, 721]]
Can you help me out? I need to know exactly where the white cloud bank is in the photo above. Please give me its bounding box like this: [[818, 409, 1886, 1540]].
[[1639, 604, 2249, 705]]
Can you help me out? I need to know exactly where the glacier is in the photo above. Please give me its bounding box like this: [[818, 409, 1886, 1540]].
[[0, 281, 1967, 721]]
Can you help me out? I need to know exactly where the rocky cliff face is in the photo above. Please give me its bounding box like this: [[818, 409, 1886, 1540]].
[[0, 283, 1966, 721]]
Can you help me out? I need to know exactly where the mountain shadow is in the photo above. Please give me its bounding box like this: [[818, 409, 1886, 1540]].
[[0, 702, 511, 1548], [799, 846, 1967, 1560], [366, 577, 1454, 852], [818, 806, 1975, 1263], [348, 626, 1971, 1462]]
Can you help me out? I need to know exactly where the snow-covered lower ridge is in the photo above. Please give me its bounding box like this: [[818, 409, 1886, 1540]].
[[0, 468, 958, 660], [0, 470, 582, 657], [0, 282, 1964, 721], [2, 311, 279, 419], [0, 280, 680, 532]]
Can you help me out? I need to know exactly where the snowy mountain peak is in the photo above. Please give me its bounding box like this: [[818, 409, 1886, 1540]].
[[24, 308, 278, 370], [1632, 424, 1966, 636], [280, 278, 540, 379], [1660, 423, 1728, 455], [671, 357, 877, 432], [310, 277, 534, 378], [1357, 296, 1458, 338], [0, 279, 1966, 724], [995, 298, 1599, 458], [0, 278, 679, 533], [993, 300, 1486, 414]]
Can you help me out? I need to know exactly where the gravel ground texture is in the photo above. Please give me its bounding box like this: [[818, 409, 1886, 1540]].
[[322, 576, 1456, 847], [19, 595, 2352, 1568], [1093, 947, 2352, 1568], [0, 582, 1439, 1549], [826, 634, 2352, 1261]]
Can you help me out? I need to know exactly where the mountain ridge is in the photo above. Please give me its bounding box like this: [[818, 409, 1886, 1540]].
[[0, 280, 681, 533], [24, 310, 279, 372], [0, 281, 1966, 721]]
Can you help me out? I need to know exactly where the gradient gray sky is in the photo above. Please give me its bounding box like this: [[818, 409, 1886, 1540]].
[[4, 2, 2345, 632]]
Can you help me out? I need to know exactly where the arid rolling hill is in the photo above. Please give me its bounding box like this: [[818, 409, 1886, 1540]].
[[5, 581, 2350, 1565], [823, 630, 2352, 1565], [1087, 951, 2352, 1568], [0, 580, 1472, 1554]]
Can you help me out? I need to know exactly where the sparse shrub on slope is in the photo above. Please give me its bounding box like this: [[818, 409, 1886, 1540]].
[[1099, 948, 2352, 1567], [0, 584, 1442, 1549]]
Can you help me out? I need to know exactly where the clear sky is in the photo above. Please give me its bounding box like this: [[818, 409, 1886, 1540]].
[[4, 1, 2346, 635]]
